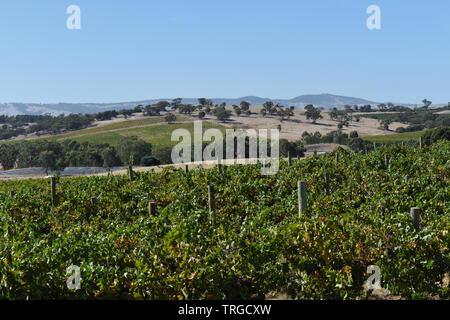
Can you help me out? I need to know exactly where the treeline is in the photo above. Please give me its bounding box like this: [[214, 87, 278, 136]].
[[0, 114, 94, 140], [347, 126, 450, 153], [300, 126, 450, 153], [0, 135, 307, 172], [0, 100, 196, 140], [0, 137, 154, 172], [0, 105, 146, 140], [301, 130, 353, 145], [360, 107, 450, 132]]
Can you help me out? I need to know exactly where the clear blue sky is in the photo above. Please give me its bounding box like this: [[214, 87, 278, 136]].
[[0, 0, 448, 104]]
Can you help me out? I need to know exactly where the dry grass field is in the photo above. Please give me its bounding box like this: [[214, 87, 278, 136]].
[[197, 105, 405, 141]]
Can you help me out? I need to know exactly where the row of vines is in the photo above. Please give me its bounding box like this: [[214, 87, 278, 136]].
[[0, 142, 448, 299]]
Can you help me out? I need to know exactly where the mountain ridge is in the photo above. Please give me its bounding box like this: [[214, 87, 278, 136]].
[[0, 93, 403, 116]]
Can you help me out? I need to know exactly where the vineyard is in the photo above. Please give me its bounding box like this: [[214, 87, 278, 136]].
[[0, 142, 448, 300]]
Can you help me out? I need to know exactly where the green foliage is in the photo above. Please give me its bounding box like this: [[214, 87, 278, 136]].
[[116, 137, 152, 166], [396, 124, 425, 133], [349, 131, 359, 139], [102, 147, 122, 168], [361, 107, 450, 129], [240, 101, 250, 112], [329, 109, 351, 127], [140, 156, 161, 167], [0, 144, 19, 170], [213, 107, 232, 122], [165, 113, 176, 124], [0, 142, 448, 300], [0, 139, 125, 170], [302, 131, 348, 145], [364, 131, 425, 144], [39, 150, 60, 174], [279, 139, 306, 158], [379, 119, 393, 131], [348, 138, 374, 153], [422, 126, 450, 146], [153, 146, 173, 165], [304, 105, 323, 123]]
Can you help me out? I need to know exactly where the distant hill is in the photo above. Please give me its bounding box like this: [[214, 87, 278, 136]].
[[0, 93, 384, 116]]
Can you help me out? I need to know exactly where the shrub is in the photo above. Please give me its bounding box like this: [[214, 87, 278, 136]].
[[422, 126, 450, 146], [140, 156, 161, 166]]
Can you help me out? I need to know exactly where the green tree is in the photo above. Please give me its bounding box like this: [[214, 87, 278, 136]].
[[198, 98, 207, 109], [304, 105, 323, 124], [102, 147, 122, 168], [140, 156, 160, 166], [240, 101, 250, 113], [171, 98, 182, 110], [379, 119, 393, 131], [262, 101, 275, 115], [165, 113, 176, 124], [213, 107, 232, 122], [348, 138, 366, 152], [0, 144, 18, 170], [422, 99, 432, 109], [155, 101, 170, 111], [153, 146, 173, 164], [117, 137, 152, 165], [39, 150, 64, 174], [422, 126, 450, 145], [279, 139, 306, 157]]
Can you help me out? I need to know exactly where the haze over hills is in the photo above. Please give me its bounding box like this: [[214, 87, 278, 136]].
[[0, 93, 418, 116]]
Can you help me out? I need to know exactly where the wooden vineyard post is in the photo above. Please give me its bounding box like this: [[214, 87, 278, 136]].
[[208, 185, 216, 224], [419, 136, 423, 149], [298, 181, 307, 216], [128, 165, 134, 181], [51, 176, 57, 206], [335, 152, 339, 164], [91, 197, 97, 206], [148, 202, 157, 216], [185, 165, 189, 173], [410, 207, 420, 231], [405, 175, 410, 183], [324, 173, 330, 195], [288, 152, 292, 166], [373, 142, 376, 150], [217, 157, 222, 175]]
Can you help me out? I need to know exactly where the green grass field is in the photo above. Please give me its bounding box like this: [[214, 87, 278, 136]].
[[56, 115, 191, 139], [363, 130, 425, 143], [62, 121, 227, 149]]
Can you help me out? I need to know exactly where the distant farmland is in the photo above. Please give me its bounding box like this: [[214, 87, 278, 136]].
[[363, 131, 425, 143], [62, 121, 227, 149]]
